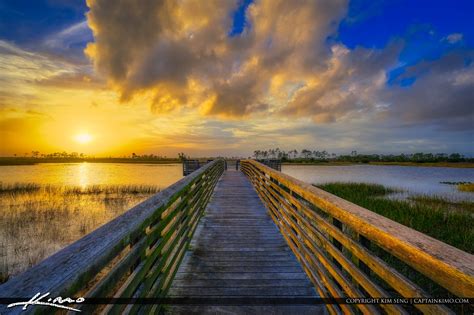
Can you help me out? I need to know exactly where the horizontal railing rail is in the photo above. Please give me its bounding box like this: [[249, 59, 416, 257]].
[[0, 159, 225, 314], [241, 159, 473, 315]]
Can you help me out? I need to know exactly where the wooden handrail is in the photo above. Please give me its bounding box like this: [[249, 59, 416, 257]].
[[0, 159, 225, 314], [241, 159, 474, 315]]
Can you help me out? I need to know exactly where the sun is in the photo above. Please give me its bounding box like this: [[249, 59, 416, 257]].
[[74, 133, 93, 144]]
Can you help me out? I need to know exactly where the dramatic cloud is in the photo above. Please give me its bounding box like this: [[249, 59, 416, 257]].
[[85, 0, 349, 117], [281, 43, 401, 122], [383, 52, 474, 131], [84, 0, 473, 132], [2, 1, 472, 157]]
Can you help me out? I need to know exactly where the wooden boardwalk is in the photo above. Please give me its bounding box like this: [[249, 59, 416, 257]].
[[167, 170, 325, 314]]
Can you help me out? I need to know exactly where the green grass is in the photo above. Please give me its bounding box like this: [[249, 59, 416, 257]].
[[0, 183, 160, 283], [316, 183, 473, 309], [317, 182, 473, 253], [282, 160, 474, 168]]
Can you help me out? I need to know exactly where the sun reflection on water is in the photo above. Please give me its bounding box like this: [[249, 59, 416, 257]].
[[78, 162, 90, 188]]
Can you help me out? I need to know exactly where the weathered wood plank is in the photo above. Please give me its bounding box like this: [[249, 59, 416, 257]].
[[173, 272, 310, 281], [167, 286, 316, 296], [166, 170, 324, 314], [168, 304, 324, 315], [246, 160, 474, 297], [242, 159, 470, 314], [171, 279, 312, 287], [0, 160, 225, 315]]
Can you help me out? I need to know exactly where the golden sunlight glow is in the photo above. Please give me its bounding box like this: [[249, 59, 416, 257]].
[[74, 133, 93, 144]]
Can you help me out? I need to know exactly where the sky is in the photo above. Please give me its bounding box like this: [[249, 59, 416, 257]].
[[0, 0, 473, 157]]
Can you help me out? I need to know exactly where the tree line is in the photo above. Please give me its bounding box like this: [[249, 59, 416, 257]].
[[253, 149, 472, 163], [12, 151, 178, 160]]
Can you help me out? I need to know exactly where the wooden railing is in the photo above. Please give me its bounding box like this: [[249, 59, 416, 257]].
[[0, 159, 224, 314], [241, 160, 473, 315]]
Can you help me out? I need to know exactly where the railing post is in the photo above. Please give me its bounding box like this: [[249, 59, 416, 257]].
[[0, 159, 225, 315]]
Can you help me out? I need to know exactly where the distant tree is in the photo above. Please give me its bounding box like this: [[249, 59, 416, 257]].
[[448, 153, 463, 162], [275, 148, 282, 159], [266, 148, 273, 158], [301, 149, 312, 159], [178, 152, 187, 161]]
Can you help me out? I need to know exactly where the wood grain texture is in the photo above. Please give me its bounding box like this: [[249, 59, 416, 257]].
[[241, 160, 472, 315], [0, 160, 224, 315], [166, 170, 326, 315]]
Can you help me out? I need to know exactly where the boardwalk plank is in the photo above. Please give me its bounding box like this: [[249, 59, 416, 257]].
[[166, 170, 325, 314]]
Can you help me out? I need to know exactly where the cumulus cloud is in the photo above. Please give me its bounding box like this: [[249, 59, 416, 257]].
[[84, 0, 474, 131], [383, 52, 474, 131], [281, 43, 401, 122], [85, 0, 348, 117]]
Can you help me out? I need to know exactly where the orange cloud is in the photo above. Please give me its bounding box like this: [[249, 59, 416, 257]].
[[85, 0, 360, 119]]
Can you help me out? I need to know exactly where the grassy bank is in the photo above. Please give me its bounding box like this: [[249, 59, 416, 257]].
[[317, 182, 472, 307], [282, 161, 474, 168], [282, 161, 355, 166], [316, 182, 473, 253], [0, 183, 160, 283], [367, 161, 474, 168]]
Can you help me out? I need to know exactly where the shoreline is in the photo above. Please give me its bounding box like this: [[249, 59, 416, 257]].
[[0, 158, 181, 166], [1, 158, 473, 168], [282, 161, 474, 168]]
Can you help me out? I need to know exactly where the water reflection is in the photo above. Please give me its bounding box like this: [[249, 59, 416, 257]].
[[78, 162, 90, 188], [0, 163, 183, 189], [282, 164, 474, 201], [0, 163, 183, 279]]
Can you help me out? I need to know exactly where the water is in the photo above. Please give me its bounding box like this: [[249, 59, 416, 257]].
[[282, 164, 474, 201], [1, 163, 472, 200], [0, 162, 472, 279], [0, 163, 183, 279], [0, 162, 183, 188]]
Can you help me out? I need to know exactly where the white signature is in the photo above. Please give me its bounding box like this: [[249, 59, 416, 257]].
[[7, 292, 85, 312]]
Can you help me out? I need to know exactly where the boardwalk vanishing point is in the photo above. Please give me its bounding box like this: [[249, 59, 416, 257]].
[[0, 159, 472, 315], [167, 170, 323, 314]]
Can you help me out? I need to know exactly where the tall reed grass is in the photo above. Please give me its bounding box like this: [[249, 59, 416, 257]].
[[317, 182, 473, 253], [0, 183, 160, 283], [317, 182, 473, 310]]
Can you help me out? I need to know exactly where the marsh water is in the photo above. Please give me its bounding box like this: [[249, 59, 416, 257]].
[[1, 162, 473, 280], [0, 162, 473, 199], [282, 164, 474, 201], [0, 162, 183, 188], [0, 163, 183, 279]]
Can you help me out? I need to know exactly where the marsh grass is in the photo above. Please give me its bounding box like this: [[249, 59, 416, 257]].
[[316, 183, 473, 312], [317, 182, 473, 253], [317, 182, 473, 312], [457, 183, 474, 192], [0, 183, 160, 283]]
